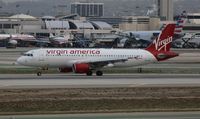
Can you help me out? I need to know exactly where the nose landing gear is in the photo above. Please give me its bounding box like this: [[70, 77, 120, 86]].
[[36, 67, 48, 76], [37, 71, 42, 76]]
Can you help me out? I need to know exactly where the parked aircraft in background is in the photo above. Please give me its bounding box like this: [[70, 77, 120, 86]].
[[0, 34, 37, 47], [123, 11, 187, 43], [49, 33, 91, 48], [0, 34, 36, 41], [17, 24, 178, 76], [49, 33, 72, 47]]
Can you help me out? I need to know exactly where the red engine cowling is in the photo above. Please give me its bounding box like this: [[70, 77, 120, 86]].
[[73, 63, 90, 73], [59, 67, 72, 73]]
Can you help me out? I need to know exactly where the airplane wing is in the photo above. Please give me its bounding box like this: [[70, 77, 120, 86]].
[[70, 57, 135, 69]]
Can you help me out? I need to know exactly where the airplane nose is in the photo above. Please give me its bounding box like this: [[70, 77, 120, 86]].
[[17, 57, 24, 65]]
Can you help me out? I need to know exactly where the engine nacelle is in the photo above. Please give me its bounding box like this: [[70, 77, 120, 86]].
[[59, 67, 72, 73], [73, 63, 90, 73]]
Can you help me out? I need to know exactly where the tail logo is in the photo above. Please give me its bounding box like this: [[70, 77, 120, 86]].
[[153, 35, 173, 52]]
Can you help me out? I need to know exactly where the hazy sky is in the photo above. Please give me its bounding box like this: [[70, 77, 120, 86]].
[[1, 0, 181, 2], [2, 0, 39, 3], [0, 0, 198, 17]]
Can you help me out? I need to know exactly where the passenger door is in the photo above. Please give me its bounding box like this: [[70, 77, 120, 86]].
[[38, 51, 45, 62]]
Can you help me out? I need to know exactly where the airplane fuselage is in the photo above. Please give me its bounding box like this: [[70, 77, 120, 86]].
[[17, 48, 156, 69]]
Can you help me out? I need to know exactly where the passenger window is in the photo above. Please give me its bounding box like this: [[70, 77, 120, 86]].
[[23, 53, 33, 57]]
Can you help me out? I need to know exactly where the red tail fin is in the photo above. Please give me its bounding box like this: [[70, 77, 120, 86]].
[[146, 24, 178, 61]]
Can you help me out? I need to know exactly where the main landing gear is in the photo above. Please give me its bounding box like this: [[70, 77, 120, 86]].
[[86, 70, 93, 76], [36, 67, 48, 76], [96, 71, 103, 76], [86, 70, 103, 76]]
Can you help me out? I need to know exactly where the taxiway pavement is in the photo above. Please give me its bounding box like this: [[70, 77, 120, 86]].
[[0, 112, 200, 119], [0, 74, 200, 89]]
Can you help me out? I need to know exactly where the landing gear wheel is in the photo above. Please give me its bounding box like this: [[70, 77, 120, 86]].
[[96, 71, 103, 76], [86, 71, 93, 76], [37, 72, 42, 76]]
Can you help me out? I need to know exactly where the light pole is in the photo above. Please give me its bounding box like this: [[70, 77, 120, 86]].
[[16, 4, 20, 34]]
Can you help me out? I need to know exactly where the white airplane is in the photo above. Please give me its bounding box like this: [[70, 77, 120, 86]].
[[17, 24, 178, 76], [49, 33, 71, 46], [0, 34, 36, 40]]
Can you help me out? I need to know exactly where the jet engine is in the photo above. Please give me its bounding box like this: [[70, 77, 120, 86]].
[[73, 63, 90, 73]]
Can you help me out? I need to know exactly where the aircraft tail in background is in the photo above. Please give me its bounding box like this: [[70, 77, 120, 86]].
[[174, 11, 187, 35], [160, 11, 187, 36]]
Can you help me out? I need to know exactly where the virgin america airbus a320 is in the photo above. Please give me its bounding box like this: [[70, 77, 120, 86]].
[[17, 24, 178, 76]]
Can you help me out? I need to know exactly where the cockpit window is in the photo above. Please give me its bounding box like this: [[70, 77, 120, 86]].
[[23, 53, 33, 57]]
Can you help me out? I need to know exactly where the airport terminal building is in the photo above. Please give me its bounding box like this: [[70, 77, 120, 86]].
[[71, 2, 104, 17], [0, 14, 113, 39], [0, 14, 161, 38]]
